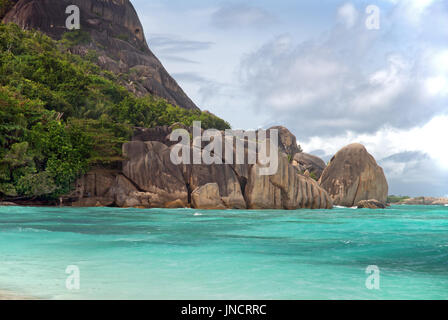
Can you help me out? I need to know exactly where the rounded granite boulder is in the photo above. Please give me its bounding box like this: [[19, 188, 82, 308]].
[[319, 143, 388, 207]]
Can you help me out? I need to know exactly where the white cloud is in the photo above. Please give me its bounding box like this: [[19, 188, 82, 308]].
[[239, 27, 445, 138], [351, 55, 410, 113], [149, 34, 214, 54], [302, 114, 448, 170], [337, 3, 359, 29], [433, 50, 448, 72], [425, 49, 448, 96], [211, 3, 275, 29], [386, 0, 438, 24], [425, 76, 448, 96]]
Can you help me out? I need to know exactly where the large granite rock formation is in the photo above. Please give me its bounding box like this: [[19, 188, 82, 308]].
[[245, 152, 332, 210], [70, 126, 333, 210], [2, 0, 198, 110], [67, 168, 139, 207], [186, 163, 247, 209], [191, 183, 227, 210], [293, 152, 326, 180], [318, 143, 388, 207], [122, 141, 190, 208]]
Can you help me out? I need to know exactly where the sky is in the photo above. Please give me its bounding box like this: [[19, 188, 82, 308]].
[[132, 0, 448, 197]]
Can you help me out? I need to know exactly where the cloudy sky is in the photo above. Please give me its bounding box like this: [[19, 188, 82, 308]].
[[132, 0, 448, 197]]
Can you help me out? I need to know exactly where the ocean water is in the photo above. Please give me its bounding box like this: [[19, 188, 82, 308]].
[[0, 205, 447, 300]]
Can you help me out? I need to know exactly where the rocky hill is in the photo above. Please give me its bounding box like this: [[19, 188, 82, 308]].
[[2, 0, 198, 110]]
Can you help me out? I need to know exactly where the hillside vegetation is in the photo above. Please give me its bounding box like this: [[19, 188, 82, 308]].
[[0, 24, 230, 200]]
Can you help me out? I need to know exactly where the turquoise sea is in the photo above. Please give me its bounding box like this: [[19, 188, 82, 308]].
[[0, 205, 447, 300]]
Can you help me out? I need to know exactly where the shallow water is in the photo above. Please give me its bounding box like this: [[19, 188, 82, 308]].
[[0, 205, 447, 299]]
